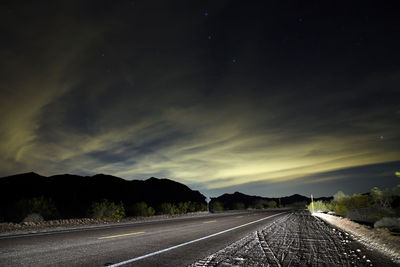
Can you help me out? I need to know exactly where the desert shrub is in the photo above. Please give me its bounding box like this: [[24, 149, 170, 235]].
[[195, 202, 208, 212], [186, 201, 196, 212], [177, 202, 189, 214], [307, 200, 329, 213], [333, 194, 370, 216], [333, 190, 348, 202], [210, 201, 224, 212], [333, 196, 351, 216], [266, 200, 277, 209], [128, 202, 155, 217], [89, 199, 125, 221], [22, 213, 44, 223], [254, 202, 264, 209], [232, 202, 246, 210], [15, 196, 58, 222], [159, 203, 179, 215], [370, 187, 393, 209], [374, 217, 400, 231]]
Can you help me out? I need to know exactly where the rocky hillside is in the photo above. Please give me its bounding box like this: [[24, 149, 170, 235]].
[[0, 172, 206, 222], [212, 191, 332, 209]]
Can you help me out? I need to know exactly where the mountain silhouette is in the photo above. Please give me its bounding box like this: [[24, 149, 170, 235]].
[[0, 172, 206, 222], [212, 191, 332, 209]]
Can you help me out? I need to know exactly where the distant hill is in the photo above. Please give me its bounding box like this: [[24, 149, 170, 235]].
[[0, 172, 206, 222], [212, 191, 332, 210]]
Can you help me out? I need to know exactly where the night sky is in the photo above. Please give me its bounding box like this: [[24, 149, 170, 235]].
[[1, 1, 399, 197]]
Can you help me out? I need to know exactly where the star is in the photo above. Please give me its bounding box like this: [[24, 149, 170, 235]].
[[208, 34, 212, 40], [232, 58, 237, 63], [204, 11, 208, 17]]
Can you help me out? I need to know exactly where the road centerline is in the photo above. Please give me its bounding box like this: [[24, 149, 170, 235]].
[[203, 220, 217, 224], [99, 231, 145, 239], [107, 212, 286, 267]]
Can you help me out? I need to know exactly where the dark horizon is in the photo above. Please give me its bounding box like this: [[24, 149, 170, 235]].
[[2, 161, 399, 198], [1, 1, 399, 197]]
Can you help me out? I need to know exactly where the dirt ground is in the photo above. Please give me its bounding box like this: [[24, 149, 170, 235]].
[[191, 211, 398, 267]]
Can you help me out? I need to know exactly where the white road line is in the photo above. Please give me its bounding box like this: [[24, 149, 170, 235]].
[[108, 212, 286, 267]]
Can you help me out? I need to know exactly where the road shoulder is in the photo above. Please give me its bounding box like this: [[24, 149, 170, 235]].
[[191, 210, 398, 266], [314, 212, 400, 264]]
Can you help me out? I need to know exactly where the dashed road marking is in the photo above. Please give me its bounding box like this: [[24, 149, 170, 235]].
[[107, 212, 286, 266], [203, 220, 217, 224], [99, 232, 145, 239]]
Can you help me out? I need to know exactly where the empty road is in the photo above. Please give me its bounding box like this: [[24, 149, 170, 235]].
[[0, 210, 287, 266]]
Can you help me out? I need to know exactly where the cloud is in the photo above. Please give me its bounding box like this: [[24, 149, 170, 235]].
[[0, 1, 399, 198]]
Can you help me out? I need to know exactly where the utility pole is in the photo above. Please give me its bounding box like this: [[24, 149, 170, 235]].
[[311, 194, 314, 213]]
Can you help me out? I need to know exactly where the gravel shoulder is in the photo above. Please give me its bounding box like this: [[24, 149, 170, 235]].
[[191, 210, 399, 266], [314, 212, 400, 264]]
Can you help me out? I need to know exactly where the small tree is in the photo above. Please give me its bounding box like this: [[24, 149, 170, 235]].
[[307, 201, 328, 213], [370, 187, 392, 209], [333, 191, 348, 202], [254, 202, 264, 209], [159, 203, 179, 215], [89, 199, 125, 221], [266, 201, 277, 209], [210, 201, 224, 212], [15, 196, 58, 222], [177, 202, 189, 214], [129, 202, 155, 217], [232, 202, 246, 210]]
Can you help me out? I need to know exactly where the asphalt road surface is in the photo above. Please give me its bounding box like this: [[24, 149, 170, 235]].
[[0, 210, 287, 266]]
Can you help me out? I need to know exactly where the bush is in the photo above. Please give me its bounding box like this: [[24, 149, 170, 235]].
[[22, 213, 44, 223], [159, 203, 178, 215], [177, 202, 189, 214], [374, 217, 400, 231], [15, 196, 58, 222], [128, 202, 155, 217], [232, 202, 246, 210], [370, 187, 393, 209], [89, 199, 125, 221], [266, 201, 277, 209], [210, 201, 224, 212], [254, 203, 264, 209], [333, 191, 348, 202], [333, 194, 371, 216], [195, 202, 207, 212], [307, 200, 329, 213]]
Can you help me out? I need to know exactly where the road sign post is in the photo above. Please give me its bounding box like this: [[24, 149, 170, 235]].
[[311, 194, 314, 213]]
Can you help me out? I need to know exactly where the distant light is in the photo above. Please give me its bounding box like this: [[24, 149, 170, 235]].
[[208, 35, 212, 40], [204, 11, 208, 17], [232, 58, 237, 63], [396, 172, 400, 177]]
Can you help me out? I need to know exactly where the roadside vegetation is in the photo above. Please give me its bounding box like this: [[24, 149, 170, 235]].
[[5, 196, 208, 223], [209, 199, 280, 212], [14, 196, 59, 222], [89, 199, 126, 221], [308, 182, 400, 231]]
